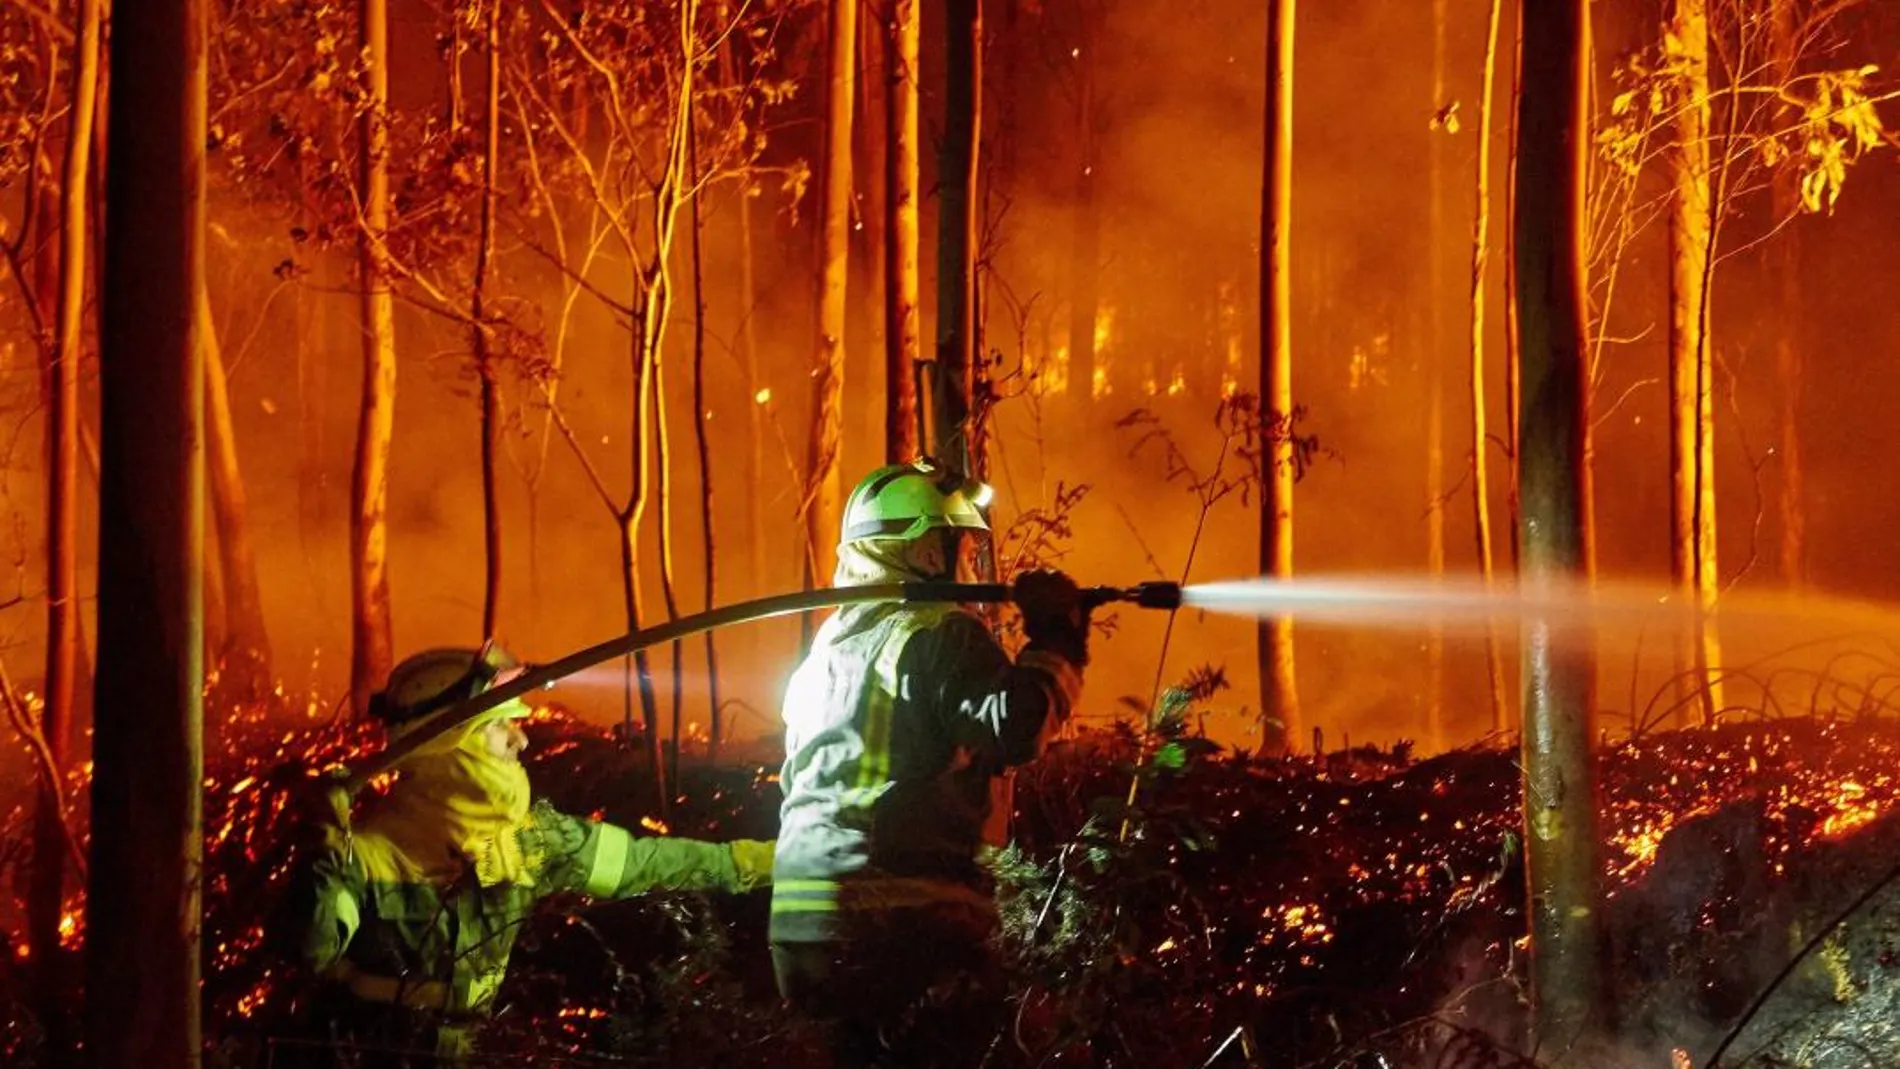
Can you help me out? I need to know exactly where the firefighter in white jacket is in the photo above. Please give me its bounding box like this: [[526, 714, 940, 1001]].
[[770, 459, 1090, 1066]]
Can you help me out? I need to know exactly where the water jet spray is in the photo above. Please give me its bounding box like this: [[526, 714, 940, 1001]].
[[337, 579, 1183, 794]]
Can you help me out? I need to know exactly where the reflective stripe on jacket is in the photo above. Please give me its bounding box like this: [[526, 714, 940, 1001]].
[[771, 601, 1081, 943], [302, 801, 766, 1019]]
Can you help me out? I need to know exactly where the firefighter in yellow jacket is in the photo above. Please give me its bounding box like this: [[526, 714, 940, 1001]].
[[771, 459, 1091, 1066], [287, 645, 775, 1065]]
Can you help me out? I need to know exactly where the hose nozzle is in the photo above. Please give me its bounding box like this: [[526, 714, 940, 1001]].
[[1080, 580, 1183, 611]]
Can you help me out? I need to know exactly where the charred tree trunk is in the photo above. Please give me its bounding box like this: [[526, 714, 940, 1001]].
[[883, 0, 921, 463], [31, 0, 101, 1040], [1514, 0, 1605, 1046], [200, 282, 274, 703], [474, 0, 503, 637], [1257, 0, 1300, 755], [1425, 0, 1447, 751], [1666, 0, 1721, 724], [351, 0, 398, 716], [933, 0, 981, 475], [85, 0, 207, 1061], [805, 0, 854, 584], [1470, 0, 1509, 732]]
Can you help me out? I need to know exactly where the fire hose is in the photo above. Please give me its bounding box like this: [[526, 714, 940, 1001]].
[[332, 579, 1182, 798]]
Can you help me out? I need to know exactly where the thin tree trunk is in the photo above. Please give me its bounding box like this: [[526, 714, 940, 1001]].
[[1425, 0, 1446, 750], [85, 0, 207, 1062], [1470, 0, 1509, 733], [351, 0, 398, 716], [1769, 0, 1802, 588], [884, 0, 920, 462], [474, 0, 503, 637], [624, 0, 701, 813], [805, 0, 854, 584], [617, 522, 664, 813], [714, 16, 765, 606], [31, 0, 101, 1039], [855, 5, 886, 473], [737, 195, 765, 599], [1514, 0, 1604, 1044], [200, 281, 273, 702], [689, 129, 722, 767], [294, 250, 328, 604], [1504, 4, 1523, 576], [657, 342, 682, 792], [934, 0, 980, 471], [1258, 0, 1300, 756], [1667, 0, 1720, 725]]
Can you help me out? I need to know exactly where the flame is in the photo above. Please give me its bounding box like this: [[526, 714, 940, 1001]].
[[1091, 306, 1115, 398]]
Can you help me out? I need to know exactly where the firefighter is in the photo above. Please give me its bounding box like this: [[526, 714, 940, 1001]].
[[770, 459, 1091, 1067], [282, 644, 775, 1066]]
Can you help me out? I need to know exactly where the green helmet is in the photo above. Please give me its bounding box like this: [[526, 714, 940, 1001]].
[[841, 459, 992, 546], [369, 643, 524, 726]]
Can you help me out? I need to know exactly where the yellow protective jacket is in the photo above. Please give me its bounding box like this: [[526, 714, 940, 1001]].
[[302, 800, 773, 1025], [770, 598, 1081, 945]]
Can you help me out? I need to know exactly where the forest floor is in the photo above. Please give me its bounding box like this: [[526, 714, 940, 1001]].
[[7, 686, 1900, 1068]]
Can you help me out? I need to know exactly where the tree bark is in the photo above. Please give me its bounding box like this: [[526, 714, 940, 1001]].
[[200, 281, 274, 703], [85, 0, 207, 1061], [351, 0, 398, 716], [1425, 0, 1447, 751], [1470, 0, 1509, 733], [30, 0, 101, 1039], [1514, 0, 1605, 1046], [1258, 0, 1300, 755], [1666, 0, 1721, 725], [932, 0, 980, 472], [883, 0, 921, 462], [475, 0, 503, 637], [805, 0, 854, 584]]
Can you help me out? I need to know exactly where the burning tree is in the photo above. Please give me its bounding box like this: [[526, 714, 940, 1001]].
[[1257, 0, 1299, 755]]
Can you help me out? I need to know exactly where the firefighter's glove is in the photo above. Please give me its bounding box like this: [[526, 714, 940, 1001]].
[[277, 765, 355, 856], [1015, 569, 1091, 668], [729, 839, 777, 892]]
